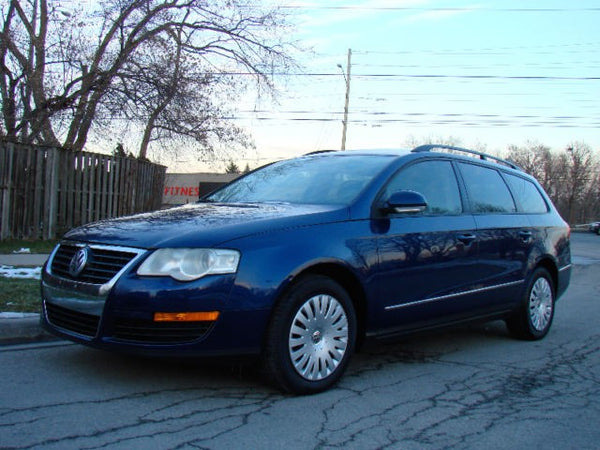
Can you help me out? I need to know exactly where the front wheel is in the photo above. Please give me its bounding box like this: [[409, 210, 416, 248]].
[[263, 275, 356, 395], [506, 267, 555, 340]]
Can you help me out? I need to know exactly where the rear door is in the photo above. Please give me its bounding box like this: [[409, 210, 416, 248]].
[[456, 162, 530, 309]]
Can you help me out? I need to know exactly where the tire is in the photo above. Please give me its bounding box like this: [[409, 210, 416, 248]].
[[263, 275, 356, 395], [506, 267, 555, 340]]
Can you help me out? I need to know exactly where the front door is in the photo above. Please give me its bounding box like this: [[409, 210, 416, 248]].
[[371, 160, 482, 334]]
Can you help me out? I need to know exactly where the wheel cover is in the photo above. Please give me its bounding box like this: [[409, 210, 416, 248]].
[[529, 277, 553, 331], [288, 294, 349, 381]]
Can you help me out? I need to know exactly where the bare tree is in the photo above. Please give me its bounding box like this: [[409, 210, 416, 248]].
[[507, 142, 558, 197], [403, 134, 463, 149], [507, 141, 599, 224], [106, 28, 252, 159], [0, 0, 294, 157], [0, 0, 62, 145], [558, 142, 597, 224]]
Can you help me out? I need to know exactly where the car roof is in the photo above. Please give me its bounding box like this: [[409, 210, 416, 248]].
[[304, 148, 411, 157], [304, 146, 523, 172]]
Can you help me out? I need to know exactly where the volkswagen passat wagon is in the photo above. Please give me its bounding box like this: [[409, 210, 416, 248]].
[[42, 145, 572, 394]]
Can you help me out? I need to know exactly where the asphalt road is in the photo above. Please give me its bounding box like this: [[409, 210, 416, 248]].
[[1, 233, 599, 449]]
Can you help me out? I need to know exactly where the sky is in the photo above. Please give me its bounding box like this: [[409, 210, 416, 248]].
[[165, 0, 599, 172]]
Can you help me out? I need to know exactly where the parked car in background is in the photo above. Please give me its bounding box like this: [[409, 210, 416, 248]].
[[589, 222, 600, 235], [41, 145, 572, 394]]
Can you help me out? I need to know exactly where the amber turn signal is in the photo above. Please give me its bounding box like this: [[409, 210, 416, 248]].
[[153, 311, 220, 322]]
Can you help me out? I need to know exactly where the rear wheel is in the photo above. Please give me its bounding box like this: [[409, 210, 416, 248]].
[[263, 275, 356, 394], [506, 267, 555, 340]]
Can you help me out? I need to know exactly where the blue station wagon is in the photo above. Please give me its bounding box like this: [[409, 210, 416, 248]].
[[42, 145, 572, 394]]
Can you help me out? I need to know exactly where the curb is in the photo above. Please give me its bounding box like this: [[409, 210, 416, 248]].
[[0, 253, 49, 267], [0, 314, 57, 345], [1, 253, 53, 345]]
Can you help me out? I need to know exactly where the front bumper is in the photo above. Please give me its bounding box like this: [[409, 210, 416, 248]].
[[41, 244, 270, 357], [40, 300, 269, 357]]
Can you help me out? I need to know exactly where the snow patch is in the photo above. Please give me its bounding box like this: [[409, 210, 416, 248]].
[[0, 265, 41, 279], [0, 312, 38, 319], [12, 247, 31, 254]]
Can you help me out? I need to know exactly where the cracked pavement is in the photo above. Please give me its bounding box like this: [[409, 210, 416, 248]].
[[1, 233, 599, 449]]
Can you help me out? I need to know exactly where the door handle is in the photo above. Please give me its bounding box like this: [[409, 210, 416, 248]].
[[457, 233, 477, 245]]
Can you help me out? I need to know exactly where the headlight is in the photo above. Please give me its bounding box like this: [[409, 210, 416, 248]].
[[137, 248, 240, 281]]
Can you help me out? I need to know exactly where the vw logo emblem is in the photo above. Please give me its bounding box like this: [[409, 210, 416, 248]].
[[69, 247, 89, 278]]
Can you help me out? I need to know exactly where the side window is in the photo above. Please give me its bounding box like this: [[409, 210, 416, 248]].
[[504, 173, 549, 214], [384, 161, 462, 215], [459, 163, 516, 214]]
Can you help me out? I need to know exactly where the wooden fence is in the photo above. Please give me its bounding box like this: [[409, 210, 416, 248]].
[[0, 142, 166, 240]]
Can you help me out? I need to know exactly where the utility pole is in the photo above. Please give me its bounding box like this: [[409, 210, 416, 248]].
[[340, 48, 351, 150]]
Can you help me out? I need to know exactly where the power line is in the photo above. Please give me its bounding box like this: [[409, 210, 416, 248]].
[[209, 72, 600, 81], [353, 62, 600, 70], [277, 6, 600, 12], [236, 111, 598, 120], [243, 118, 599, 128], [305, 42, 597, 60], [352, 42, 600, 55], [99, 114, 599, 127], [355, 74, 600, 81]]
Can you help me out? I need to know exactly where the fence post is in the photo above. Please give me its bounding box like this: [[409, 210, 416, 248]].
[[43, 148, 60, 240], [33, 148, 44, 239], [0, 143, 14, 240]]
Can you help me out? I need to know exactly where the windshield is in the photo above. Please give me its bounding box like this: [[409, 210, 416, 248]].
[[205, 154, 393, 205]]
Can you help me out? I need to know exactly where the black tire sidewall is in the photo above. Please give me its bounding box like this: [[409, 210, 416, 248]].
[[264, 275, 357, 395], [511, 267, 556, 340]]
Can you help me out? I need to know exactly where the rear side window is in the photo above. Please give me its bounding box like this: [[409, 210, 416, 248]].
[[504, 174, 548, 214], [384, 160, 462, 215], [459, 163, 516, 214]]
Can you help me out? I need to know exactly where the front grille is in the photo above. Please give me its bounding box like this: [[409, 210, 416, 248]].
[[45, 302, 100, 338], [51, 243, 140, 285], [111, 318, 213, 344]]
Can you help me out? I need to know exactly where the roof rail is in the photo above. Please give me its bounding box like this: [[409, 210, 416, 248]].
[[411, 144, 521, 170], [304, 149, 336, 156]]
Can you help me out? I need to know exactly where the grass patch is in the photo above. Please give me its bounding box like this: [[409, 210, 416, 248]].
[[0, 239, 58, 254], [0, 278, 41, 313]]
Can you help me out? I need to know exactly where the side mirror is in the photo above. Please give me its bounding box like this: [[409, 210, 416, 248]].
[[382, 190, 428, 214]]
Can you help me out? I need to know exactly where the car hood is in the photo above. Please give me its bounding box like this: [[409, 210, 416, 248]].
[[63, 202, 349, 249]]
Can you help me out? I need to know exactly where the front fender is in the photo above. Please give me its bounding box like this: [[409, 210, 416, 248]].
[[227, 220, 378, 312]]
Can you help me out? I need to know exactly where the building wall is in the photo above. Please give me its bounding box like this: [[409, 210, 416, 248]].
[[163, 173, 239, 206]]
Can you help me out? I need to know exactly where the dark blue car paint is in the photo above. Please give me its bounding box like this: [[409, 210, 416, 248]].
[[64, 202, 350, 249], [41, 150, 572, 358]]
